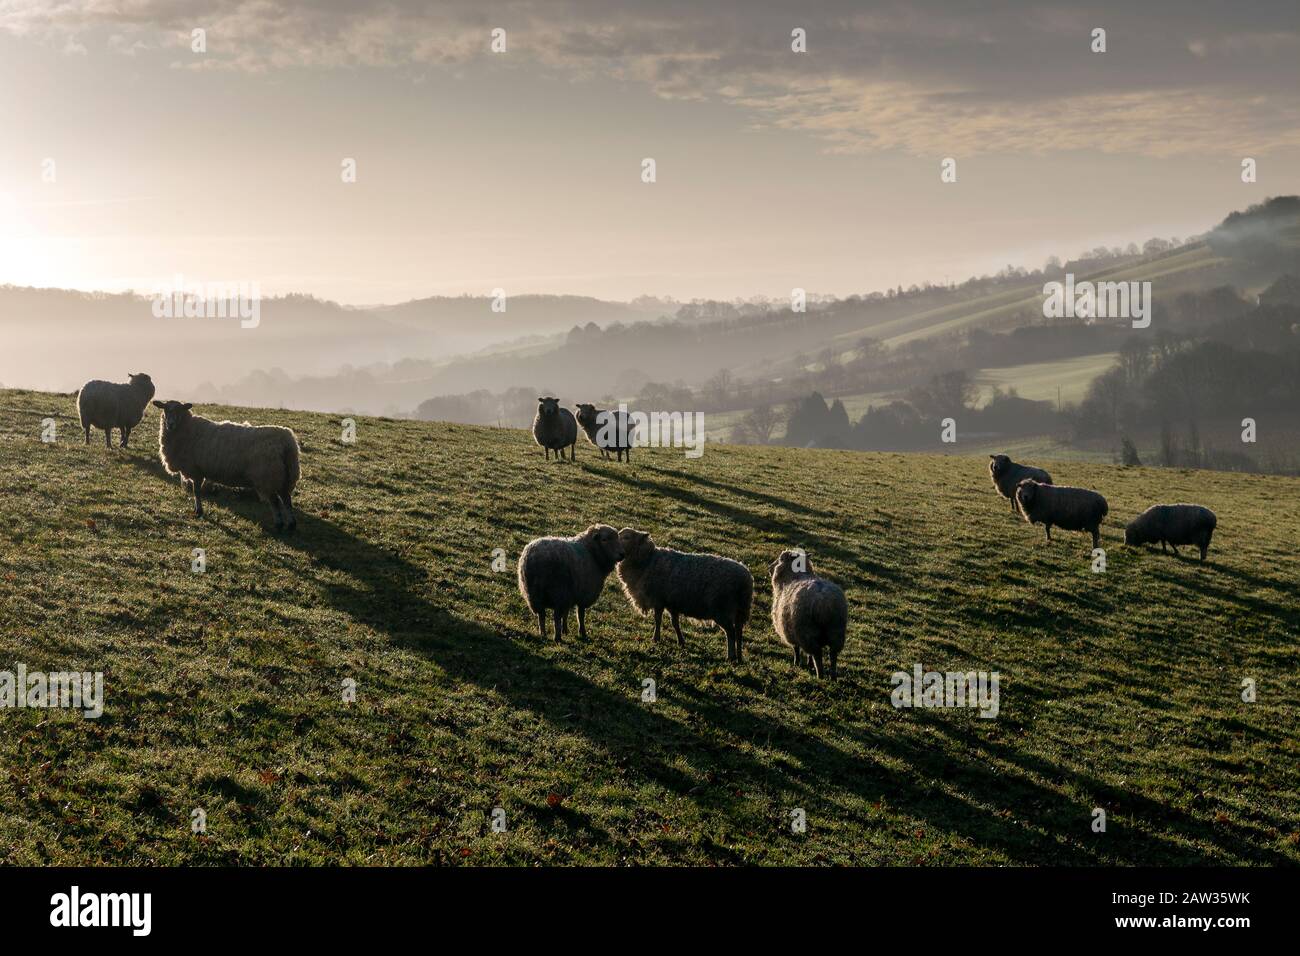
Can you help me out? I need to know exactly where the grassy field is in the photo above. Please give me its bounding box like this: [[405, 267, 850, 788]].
[[974, 352, 1119, 408], [1, 387, 1297, 865]]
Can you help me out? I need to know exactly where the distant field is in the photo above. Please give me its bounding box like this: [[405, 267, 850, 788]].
[[830, 243, 1225, 351], [2, 388, 1297, 865], [974, 352, 1119, 408], [712, 351, 1114, 443]]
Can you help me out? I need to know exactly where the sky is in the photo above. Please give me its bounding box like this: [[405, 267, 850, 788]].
[[1, 0, 1298, 304]]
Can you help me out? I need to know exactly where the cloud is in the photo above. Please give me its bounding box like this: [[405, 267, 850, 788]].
[[3, 0, 1298, 156]]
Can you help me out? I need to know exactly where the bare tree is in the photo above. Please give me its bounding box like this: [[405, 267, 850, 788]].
[[734, 403, 782, 444]]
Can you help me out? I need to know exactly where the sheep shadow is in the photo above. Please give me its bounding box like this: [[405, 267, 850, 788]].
[[596, 466, 865, 571], [635, 460, 837, 520]]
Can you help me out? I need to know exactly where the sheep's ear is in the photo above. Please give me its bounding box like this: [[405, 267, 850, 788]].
[[152, 400, 164, 409], [183, 403, 193, 410]]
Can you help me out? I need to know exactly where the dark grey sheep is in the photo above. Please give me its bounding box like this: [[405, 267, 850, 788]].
[[532, 397, 578, 460], [154, 400, 301, 532], [1015, 479, 1108, 549], [76, 373, 155, 448], [989, 454, 1052, 514], [615, 528, 754, 662], [769, 550, 848, 679], [575, 403, 636, 462], [517, 524, 624, 640], [1125, 504, 1217, 561]]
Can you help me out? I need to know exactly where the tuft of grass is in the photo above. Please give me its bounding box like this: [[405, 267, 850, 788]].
[[0, 388, 1296, 865]]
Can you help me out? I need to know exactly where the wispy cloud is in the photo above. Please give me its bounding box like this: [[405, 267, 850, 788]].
[[3, 0, 1297, 155]]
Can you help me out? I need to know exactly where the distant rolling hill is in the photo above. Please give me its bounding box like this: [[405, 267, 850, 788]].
[[2, 388, 1296, 864]]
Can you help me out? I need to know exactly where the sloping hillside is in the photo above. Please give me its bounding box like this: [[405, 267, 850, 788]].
[[0, 389, 1296, 864]]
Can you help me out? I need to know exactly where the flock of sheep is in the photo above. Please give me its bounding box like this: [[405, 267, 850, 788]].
[[74, 373, 301, 533], [513, 445, 1219, 680], [517, 525, 849, 679], [532, 397, 636, 462], [988, 453, 1218, 560], [70, 375, 1219, 679]]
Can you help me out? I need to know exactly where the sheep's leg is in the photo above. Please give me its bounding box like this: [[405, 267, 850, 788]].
[[734, 622, 744, 663], [537, 610, 547, 639], [670, 611, 685, 648], [545, 447, 550, 460], [1092, 528, 1101, 549], [810, 650, 824, 679], [121, 426, 131, 448], [1161, 541, 1167, 553], [192, 478, 205, 518], [270, 494, 289, 532], [577, 605, 588, 640], [552, 608, 564, 641], [281, 491, 296, 531], [570, 442, 576, 460], [105, 428, 113, 449], [1044, 524, 1052, 542], [793, 647, 802, 667], [829, 648, 838, 681], [652, 607, 663, 642], [83, 425, 90, 444], [1199, 541, 1209, 562]]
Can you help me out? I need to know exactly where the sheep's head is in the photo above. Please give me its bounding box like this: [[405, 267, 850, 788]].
[[582, 524, 625, 567], [1014, 478, 1039, 510], [989, 454, 1011, 478], [1123, 518, 1149, 547], [537, 396, 560, 417], [616, 527, 654, 563], [574, 403, 598, 428], [769, 548, 810, 585], [152, 399, 193, 436], [129, 374, 156, 403]]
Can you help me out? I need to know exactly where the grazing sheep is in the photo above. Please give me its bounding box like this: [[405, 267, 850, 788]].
[[769, 550, 848, 680], [989, 454, 1052, 514], [1015, 479, 1108, 549], [615, 528, 754, 662], [532, 397, 578, 460], [76, 373, 155, 448], [153, 400, 301, 532], [517, 524, 624, 641], [1125, 504, 1217, 561], [574, 403, 636, 462]]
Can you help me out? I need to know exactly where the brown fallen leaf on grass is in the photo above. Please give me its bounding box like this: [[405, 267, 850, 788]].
[[546, 792, 563, 808]]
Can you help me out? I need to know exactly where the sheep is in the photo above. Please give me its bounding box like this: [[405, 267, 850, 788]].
[[989, 454, 1052, 514], [769, 550, 848, 680], [532, 396, 578, 460], [153, 400, 301, 532], [574, 403, 637, 462], [615, 528, 754, 662], [1125, 504, 1217, 561], [1015, 479, 1108, 549], [76, 373, 155, 448], [517, 524, 624, 641]]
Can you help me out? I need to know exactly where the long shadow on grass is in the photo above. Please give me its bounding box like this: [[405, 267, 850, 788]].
[[596, 465, 869, 574], [190, 503, 779, 821], [634, 460, 837, 520]]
